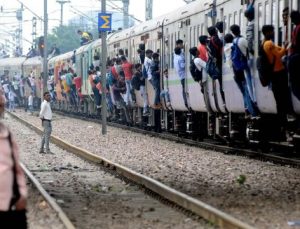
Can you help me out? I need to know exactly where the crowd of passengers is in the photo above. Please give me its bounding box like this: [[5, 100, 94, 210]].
[[1, 2, 299, 137], [0, 71, 45, 114], [47, 3, 300, 136]]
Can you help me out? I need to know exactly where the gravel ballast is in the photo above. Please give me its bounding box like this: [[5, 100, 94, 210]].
[[9, 110, 300, 228], [5, 112, 209, 229]]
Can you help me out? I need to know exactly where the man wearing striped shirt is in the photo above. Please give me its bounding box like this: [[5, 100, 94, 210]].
[[39, 91, 53, 154]]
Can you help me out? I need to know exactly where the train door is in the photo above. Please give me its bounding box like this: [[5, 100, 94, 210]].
[[289, 0, 300, 113], [253, 0, 277, 113], [222, 5, 245, 113], [186, 15, 207, 112]]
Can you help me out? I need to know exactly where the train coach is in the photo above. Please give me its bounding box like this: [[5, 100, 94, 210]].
[[0, 0, 299, 151]]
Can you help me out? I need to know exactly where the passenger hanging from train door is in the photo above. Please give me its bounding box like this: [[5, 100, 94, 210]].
[[88, 70, 102, 110], [197, 35, 212, 112], [288, 11, 300, 101], [120, 55, 134, 107], [174, 39, 189, 109], [215, 21, 224, 41], [150, 53, 162, 109], [174, 45, 189, 110], [112, 75, 131, 125], [189, 47, 204, 89], [244, 2, 256, 77], [160, 68, 171, 109], [230, 25, 259, 118], [143, 49, 153, 81], [281, 7, 290, 46], [206, 26, 226, 110], [132, 63, 149, 115], [224, 32, 258, 118], [261, 25, 293, 137]]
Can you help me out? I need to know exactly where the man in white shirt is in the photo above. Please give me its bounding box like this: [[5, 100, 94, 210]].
[[144, 49, 153, 81], [230, 24, 259, 118], [39, 92, 53, 154]]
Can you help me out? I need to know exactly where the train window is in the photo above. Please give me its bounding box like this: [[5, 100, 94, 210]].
[[194, 26, 196, 46], [258, 3, 263, 43], [201, 23, 204, 35], [272, 0, 277, 26], [265, 1, 271, 24], [279, 0, 284, 28], [239, 9, 244, 33], [190, 27, 192, 47], [234, 11, 238, 24], [220, 8, 224, 21], [228, 14, 232, 27], [223, 16, 227, 33]]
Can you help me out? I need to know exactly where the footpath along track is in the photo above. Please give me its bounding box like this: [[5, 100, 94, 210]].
[[23, 163, 75, 229], [7, 111, 253, 229]]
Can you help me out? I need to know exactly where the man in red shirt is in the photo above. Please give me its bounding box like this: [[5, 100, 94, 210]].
[[121, 55, 134, 106]]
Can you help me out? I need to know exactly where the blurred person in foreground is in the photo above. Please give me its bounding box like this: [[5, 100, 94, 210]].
[[0, 89, 28, 228]]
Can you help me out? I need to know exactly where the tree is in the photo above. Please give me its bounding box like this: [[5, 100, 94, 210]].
[[47, 25, 81, 54]]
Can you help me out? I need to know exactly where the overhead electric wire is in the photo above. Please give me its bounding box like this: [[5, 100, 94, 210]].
[[15, 0, 43, 21]]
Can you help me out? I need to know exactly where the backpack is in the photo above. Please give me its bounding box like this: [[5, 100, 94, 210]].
[[231, 38, 248, 71], [142, 64, 148, 79], [206, 58, 221, 80], [256, 42, 274, 87], [206, 38, 221, 80], [131, 74, 141, 91], [189, 59, 202, 82], [87, 32, 93, 41]]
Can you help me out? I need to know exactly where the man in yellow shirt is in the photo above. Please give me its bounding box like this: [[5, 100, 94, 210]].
[[77, 30, 92, 45], [262, 25, 292, 133]]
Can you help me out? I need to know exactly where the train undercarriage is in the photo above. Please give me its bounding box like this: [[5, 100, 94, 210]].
[[50, 95, 300, 153]]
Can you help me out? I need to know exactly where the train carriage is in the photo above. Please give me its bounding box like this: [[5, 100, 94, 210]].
[[0, 0, 299, 149]]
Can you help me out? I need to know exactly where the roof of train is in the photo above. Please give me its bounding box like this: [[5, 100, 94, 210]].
[[107, 0, 223, 44], [23, 56, 42, 66], [0, 57, 26, 67]]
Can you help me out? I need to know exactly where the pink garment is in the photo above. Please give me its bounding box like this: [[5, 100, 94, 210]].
[[0, 124, 27, 211], [122, 61, 133, 81], [197, 44, 208, 62]]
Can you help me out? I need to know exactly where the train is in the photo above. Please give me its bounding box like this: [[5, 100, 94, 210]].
[[0, 0, 299, 151]]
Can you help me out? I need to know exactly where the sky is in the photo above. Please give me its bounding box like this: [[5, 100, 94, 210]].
[[0, 0, 187, 54]]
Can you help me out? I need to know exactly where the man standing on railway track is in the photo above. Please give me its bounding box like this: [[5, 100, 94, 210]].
[[39, 91, 53, 154]]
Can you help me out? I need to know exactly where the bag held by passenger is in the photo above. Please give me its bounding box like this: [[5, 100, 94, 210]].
[[256, 42, 274, 87], [231, 38, 248, 71], [142, 65, 148, 79], [189, 59, 202, 82], [206, 57, 220, 80]]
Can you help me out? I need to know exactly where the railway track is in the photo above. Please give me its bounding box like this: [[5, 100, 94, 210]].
[[8, 111, 254, 229], [54, 110, 300, 168], [22, 163, 75, 229]]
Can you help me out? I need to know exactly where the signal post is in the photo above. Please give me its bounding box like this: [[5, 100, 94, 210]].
[[98, 0, 112, 135]]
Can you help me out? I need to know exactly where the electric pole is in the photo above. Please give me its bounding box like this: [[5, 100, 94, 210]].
[[16, 4, 23, 56], [122, 0, 129, 29], [101, 0, 107, 135], [56, 0, 70, 26], [43, 0, 48, 94], [32, 17, 37, 47], [145, 0, 153, 21], [109, 0, 129, 29]]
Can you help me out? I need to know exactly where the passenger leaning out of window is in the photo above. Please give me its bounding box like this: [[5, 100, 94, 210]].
[[0, 89, 28, 228]]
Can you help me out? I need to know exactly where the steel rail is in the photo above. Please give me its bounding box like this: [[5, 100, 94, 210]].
[[9, 111, 254, 229], [20, 163, 75, 229]]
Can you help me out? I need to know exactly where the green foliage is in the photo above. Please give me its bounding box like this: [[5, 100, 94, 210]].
[[236, 174, 246, 185], [47, 25, 81, 53]]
